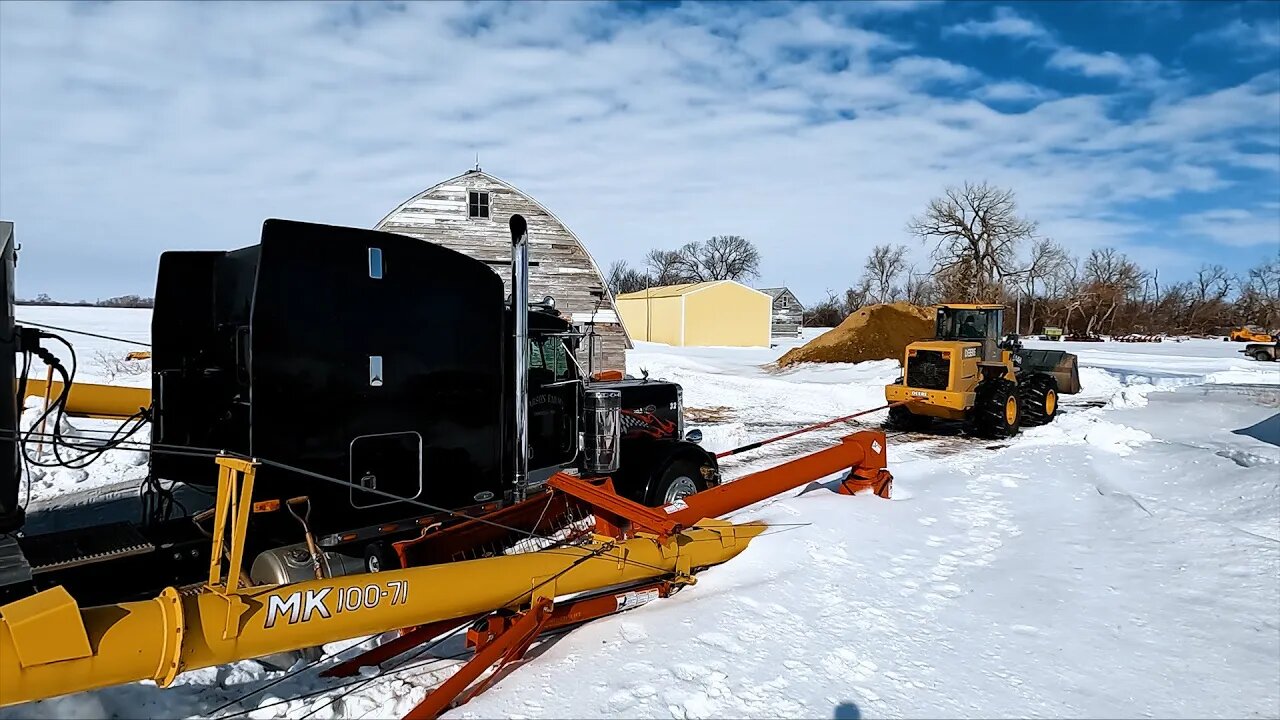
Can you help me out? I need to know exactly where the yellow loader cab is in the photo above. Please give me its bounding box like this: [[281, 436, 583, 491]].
[[885, 305, 1081, 438]]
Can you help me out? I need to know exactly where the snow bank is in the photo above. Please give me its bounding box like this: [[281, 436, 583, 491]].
[[7, 311, 1279, 720]]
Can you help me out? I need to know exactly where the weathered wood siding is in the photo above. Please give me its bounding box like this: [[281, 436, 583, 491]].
[[375, 170, 629, 373], [761, 287, 804, 337]]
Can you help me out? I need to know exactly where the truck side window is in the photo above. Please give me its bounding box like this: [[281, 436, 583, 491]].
[[528, 338, 570, 381]]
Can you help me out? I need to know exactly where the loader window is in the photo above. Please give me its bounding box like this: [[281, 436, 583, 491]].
[[937, 309, 1000, 341]]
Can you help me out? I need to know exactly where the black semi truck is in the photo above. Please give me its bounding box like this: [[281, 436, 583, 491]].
[[0, 215, 717, 605]]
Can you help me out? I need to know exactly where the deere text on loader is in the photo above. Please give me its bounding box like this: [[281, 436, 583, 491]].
[[884, 304, 1082, 438]]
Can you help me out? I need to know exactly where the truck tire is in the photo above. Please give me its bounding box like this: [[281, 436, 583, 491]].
[[887, 404, 932, 431], [364, 542, 401, 573], [1255, 350, 1273, 362], [1018, 374, 1058, 426], [974, 378, 1021, 439], [648, 458, 705, 507]]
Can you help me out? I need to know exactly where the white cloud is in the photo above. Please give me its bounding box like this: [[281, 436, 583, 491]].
[[1193, 18, 1280, 55], [1046, 47, 1163, 81], [975, 80, 1055, 103], [944, 7, 1047, 40], [944, 6, 1168, 88], [0, 2, 1274, 303], [1181, 208, 1280, 248]]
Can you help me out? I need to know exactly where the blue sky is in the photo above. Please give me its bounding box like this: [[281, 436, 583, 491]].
[[0, 1, 1277, 303]]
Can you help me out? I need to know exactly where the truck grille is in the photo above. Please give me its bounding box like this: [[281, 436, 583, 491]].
[[906, 350, 949, 390]]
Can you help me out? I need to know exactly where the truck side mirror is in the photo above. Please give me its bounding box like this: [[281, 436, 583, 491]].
[[685, 429, 703, 444]]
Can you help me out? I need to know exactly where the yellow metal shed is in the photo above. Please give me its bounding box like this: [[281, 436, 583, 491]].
[[616, 280, 773, 347]]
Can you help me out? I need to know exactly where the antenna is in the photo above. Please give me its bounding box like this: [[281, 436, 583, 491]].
[[474, 153, 481, 172]]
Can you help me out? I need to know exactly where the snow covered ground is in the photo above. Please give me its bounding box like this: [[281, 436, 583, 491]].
[[5, 313, 1279, 719]]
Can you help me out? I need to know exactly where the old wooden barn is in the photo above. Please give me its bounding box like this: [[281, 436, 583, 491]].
[[375, 168, 630, 372], [759, 287, 805, 337]]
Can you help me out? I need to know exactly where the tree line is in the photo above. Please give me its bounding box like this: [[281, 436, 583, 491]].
[[17, 293, 155, 309], [607, 235, 761, 295], [803, 181, 1280, 336]]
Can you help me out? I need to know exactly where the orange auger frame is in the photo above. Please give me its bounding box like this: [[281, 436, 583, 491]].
[[337, 429, 892, 718]]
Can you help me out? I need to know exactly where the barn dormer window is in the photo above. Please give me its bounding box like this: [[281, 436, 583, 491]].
[[468, 191, 490, 219]]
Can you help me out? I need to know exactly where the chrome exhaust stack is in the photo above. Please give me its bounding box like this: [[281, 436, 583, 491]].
[[510, 214, 530, 500]]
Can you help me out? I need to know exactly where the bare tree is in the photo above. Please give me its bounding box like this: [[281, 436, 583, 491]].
[[908, 181, 1037, 302], [644, 248, 691, 285], [1189, 263, 1235, 327], [1082, 248, 1145, 334], [1016, 238, 1069, 334], [860, 244, 908, 304], [903, 265, 937, 306], [643, 236, 762, 285], [697, 235, 761, 281], [606, 260, 652, 296], [804, 291, 848, 327]]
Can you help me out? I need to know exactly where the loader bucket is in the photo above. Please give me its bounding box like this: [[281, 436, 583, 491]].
[[1018, 349, 1081, 395]]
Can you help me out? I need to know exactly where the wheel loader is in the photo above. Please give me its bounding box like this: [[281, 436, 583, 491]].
[[884, 304, 1082, 438]]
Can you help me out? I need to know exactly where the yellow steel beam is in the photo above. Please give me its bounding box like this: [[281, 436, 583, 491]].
[[22, 378, 150, 420], [0, 521, 765, 708]]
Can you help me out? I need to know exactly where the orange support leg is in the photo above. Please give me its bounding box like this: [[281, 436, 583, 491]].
[[400, 581, 675, 719], [403, 597, 554, 720]]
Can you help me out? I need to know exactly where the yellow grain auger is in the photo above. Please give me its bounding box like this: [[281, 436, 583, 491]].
[[884, 304, 1081, 438]]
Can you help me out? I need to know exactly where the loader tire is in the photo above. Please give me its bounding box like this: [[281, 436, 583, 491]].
[[887, 404, 931, 431], [974, 378, 1021, 439], [1018, 374, 1059, 426]]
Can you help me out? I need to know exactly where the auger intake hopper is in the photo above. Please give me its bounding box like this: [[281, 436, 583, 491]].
[[1017, 349, 1081, 395]]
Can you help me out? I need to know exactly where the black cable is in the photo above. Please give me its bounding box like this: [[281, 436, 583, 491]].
[[14, 319, 150, 347], [203, 633, 390, 717]]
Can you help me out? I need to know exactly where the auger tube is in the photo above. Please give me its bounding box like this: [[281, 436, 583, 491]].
[[0, 523, 764, 708]]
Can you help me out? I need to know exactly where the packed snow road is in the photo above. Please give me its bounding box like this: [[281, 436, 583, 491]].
[[5, 311, 1279, 719]]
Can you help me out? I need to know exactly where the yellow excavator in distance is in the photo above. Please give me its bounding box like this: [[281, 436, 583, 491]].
[[1227, 326, 1275, 343], [885, 304, 1081, 438]]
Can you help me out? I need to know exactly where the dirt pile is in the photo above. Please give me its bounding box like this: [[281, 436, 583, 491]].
[[779, 302, 935, 367]]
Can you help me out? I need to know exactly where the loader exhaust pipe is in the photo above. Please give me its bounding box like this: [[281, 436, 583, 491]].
[[510, 214, 530, 501]]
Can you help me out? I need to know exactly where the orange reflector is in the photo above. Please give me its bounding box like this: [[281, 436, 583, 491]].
[[340, 533, 358, 543], [252, 500, 281, 513], [379, 524, 399, 533]]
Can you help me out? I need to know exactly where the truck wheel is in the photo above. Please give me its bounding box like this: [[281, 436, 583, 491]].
[[648, 459, 705, 507], [887, 404, 931, 431], [974, 378, 1021, 439], [364, 542, 401, 573], [1255, 350, 1273, 362], [1018, 375, 1058, 426]]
